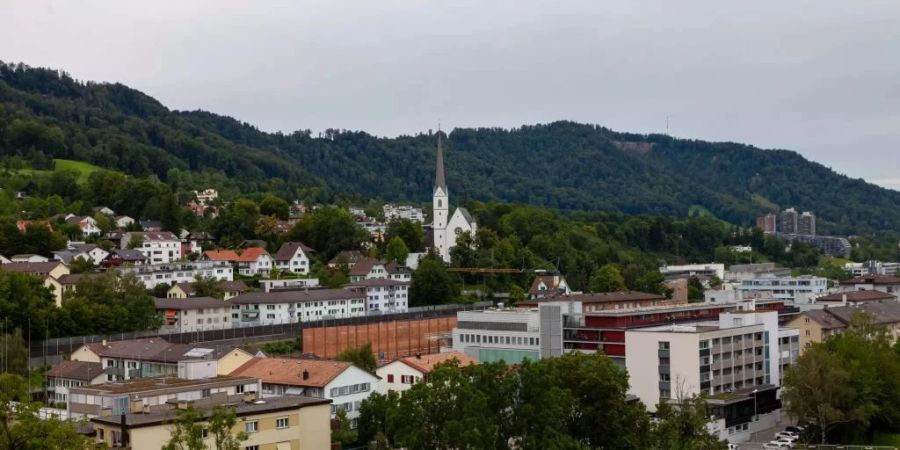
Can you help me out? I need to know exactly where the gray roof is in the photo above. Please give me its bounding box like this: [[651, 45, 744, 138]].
[[274, 241, 315, 261], [56, 273, 105, 285], [827, 303, 900, 325], [0, 262, 65, 275], [345, 278, 410, 288], [456, 206, 474, 225], [155, 297, 230, 310], [47, 360, 104, 381], [231, 288, 364, 305], [114, 249, 147, 261]]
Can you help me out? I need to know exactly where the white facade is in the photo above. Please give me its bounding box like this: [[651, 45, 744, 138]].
[[115, 216, 134, 228], [383, 204, 425, 223], [231, 290, 367, 325], [375, 360, 423, 395], [273, 242, 312, 274], [738, 274, 827, 301], [451, 308, 542, 364], [117, 261, 234, 289], [659, 263, 725, 281], [157, 299, 232, 333], [347, 280, 410, 313], [259, 278, 320, 292], [325, 366, 379, 422], [431, 134, 477, 263], [237, 253, 274, 276], [11, 254, 49, 263], [125, 232, 181, 264]]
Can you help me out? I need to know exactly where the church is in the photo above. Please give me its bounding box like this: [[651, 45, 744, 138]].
[[428, 132, 477, 262]]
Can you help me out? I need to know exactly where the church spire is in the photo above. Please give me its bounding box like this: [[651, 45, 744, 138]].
[[434, 129, 447, 192]]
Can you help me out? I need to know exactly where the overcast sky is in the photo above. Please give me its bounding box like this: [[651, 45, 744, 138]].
[[2, 0, 899, 188]]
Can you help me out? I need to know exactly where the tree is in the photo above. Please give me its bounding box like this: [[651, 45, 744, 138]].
[[208, 405, 248, 450], [336, 343, 377, 373], [68, 257, 96, 274], [588, 264, 626, 292], [163, 405, 206, 450], [652, 395, 727, 449], [287, 206, 367, 260], [0, 373, 93, 450], [384, 237, 409, 265], [193, 275, 225, 300], [332, 409, 357, 447], [783, 345, 861, 444], [259, 194, 290, 220], [0, 330, 28, 375], [386, 219, 425, 252], [409, 253, 458, 306], [212, 199, 261, 247], [687, 277, 704, 302]]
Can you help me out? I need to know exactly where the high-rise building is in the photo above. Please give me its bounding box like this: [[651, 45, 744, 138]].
[[798, 211, 816, 236], [755, 213, 777, 234], [779, 208, 798, 234]]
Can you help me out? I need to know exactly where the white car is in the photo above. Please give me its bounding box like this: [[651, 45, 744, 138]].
[[774, 432, 798, 441], [762, 444, 783, 450], [771, 440, 794, 449]]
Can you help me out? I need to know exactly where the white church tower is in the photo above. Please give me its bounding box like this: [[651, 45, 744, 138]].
[[430, 131, 477, 262]]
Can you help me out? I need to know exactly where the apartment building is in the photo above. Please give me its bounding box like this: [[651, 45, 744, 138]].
[[166, 280, 248, 300], [230, 357, 379, 425], [376, 351, 477, 395], [259, 277, 321, 292], [625, 311, 789, 442], [738, 274, 827, 301], [787, 302, 900, 351], [452, 303, 573, 364], [659, 263, 726, 281], [230, 289, 367, 325], [840, 274, 900, 294], [124, 231, 181, 264], [155, 297, 232, 333], [348, 258, 412, 282], [46, 360, 105, 405], [815, 290, 896, 307], [755, 213, 777, 234], [344, 278, 410, 313], [117, 261, 233, 289], [383, 204, 425, 223]]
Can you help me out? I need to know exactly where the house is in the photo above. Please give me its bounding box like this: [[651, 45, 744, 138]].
[[101, 248, 147, 267], [166, 280, 248, 300], [230, 289, 367, 325], [787, 302, 900, 352], [236, 247, 274, 276], [53, 243, 109, 266], [230, 357, 379, 425], [116, 261, 233, 289], [348, 258, 411, 282], [10, 254, 49, 263], [155, 297, 232, 333], [273, 241, 314, 274], [376, 351, 477, 394], [114, 215, 134, 228], [0, 255, 9, 264], [840, 274, 900, 294], [822, 303, 900, 343], [139, 220, 162, 231], [787, 309, 849, 352], [93, 206, 116, 216], [185, 231, 213, 255], [815, 290, 897, 307], [328, 250, 366, 269], [124, 231, 181, 264], [194, 188, 219, 205], [46, 360, 105, 405], [344, 278, 410, 313], [90, 392, 331, 450], [65, 214, 101, 236], [528, 273, 571, 299], [1, 262, 71, 306], [202, 249, 240, 263]]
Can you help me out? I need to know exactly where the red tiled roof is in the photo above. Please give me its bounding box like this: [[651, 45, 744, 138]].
[[230, 357, 352, 388], [397, 352, 478, 374], [236, 247, 269, 262], [203, 250, 240, 261]]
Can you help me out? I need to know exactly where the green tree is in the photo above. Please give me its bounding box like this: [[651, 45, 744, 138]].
[[212, 199, 261, 247], [193, 275, 225, 300], [336, 342, 377, 373], [68, 258, 96, 274], [259, 194, 290, 220], [409, 253, 459, 306], [0, 373, 93, 450], [163, 405, 206, 450], [384, 237, 409, 265], [287, 206, 367, 260], [332, 409, 357, 447], [588, 264, 626, 293], [652, 395, 727, 449], [687, 277, 704, 302], [208, 405, 249, 450], [0, 331, 28, 375], [386, 219, 425, 252]]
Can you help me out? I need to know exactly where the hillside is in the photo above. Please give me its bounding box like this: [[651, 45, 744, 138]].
[[2, 61, 899, 234]]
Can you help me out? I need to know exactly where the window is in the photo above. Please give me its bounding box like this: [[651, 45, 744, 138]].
[[245, 421, 258, 433], [236, 384, 245, 394], [387, 374, 394, 383], [276, 416, 289, 429], [245, 446, 259, 450], [658, 341, 670, 350]]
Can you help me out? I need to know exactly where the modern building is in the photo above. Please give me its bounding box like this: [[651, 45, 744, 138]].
[[521, 291, 679, 313], [777, 233, 851, 257], [90, 393, 332, 450], [383, 204, 425, 223], [755, 213, 777, 234], [230, 357, 379, 426], [659, 263, 726, 281], [724, 263, 791, 283], [124, 231, 181, 264], [738, 274, 827, 302], [155, 297, 232, 333], [116, 261, 234, 289], [428, 132, 477, 262], [230, 289, 367, 325], [46, 360, 105, 406], [344, 278, 410, 313], [376, 351, 477, 395], [798, 211, 816, 236], [273, 241, 314, 274], [259, 278, 321, 292], [840, 274, 900, 294]]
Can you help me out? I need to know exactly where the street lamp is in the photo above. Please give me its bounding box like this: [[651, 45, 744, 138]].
[[752, 389, 759, 422]]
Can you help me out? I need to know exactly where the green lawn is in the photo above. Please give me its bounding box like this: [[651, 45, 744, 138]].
[[16, 159, 107, 183]]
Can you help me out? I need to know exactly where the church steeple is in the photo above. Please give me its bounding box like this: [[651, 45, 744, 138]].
[[434, 131, 446, 192]]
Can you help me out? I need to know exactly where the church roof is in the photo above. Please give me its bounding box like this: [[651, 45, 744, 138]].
[[434, 132, 446, 192], [456, 207, 474, 225]]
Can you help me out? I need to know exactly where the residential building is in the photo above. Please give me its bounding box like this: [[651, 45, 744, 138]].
[[273, 241, 314, 274], [201, 249, 240, 263], [115, 215, 134, 228], [102, 248, 147, 267], [815, 290, 897, 307], [116, 261, 233, 289], [124, 231, 181, 264], [69, 375, 260, 418], [787, 310, 847, 352], [10, 254, 49, 263], [777, 233, 852, 257], [94, 206, 116, 216], [779, 208, 799, 234], [0, 254, 9, 264], [738, 274, 827, 301], [166, 280, 248, 300], [625, 311, 789, 442], [798, 211, 816, 236], [787, 303, 900, 352], [376, 351, 477, 394], [155, 297, 232, 333], [90, 393, 332, 450], [230, 289, 367, 325], [428, 132, 477, 262], [519, 291, 678, 313], [528, 273, 572, 299], [348, 258, 411, 282], [139, 220, 162, 231], [755, 213, 777, 234], [194, 188, 219, 204], [840, 274, 900, 294], [236, 247, 274, 276], [328, 250, 366, 269], [46, 273, 105, 306], [230, 357, 378, 425], [46, 360, 105, 405], [0, 261, 69, 279], [344, 278, 410, 313], [259, 278, 321, 292], [53, 243, 109, 266], [724, 263, 791, 283], [383, 204, 425, 223], [64, 214, 101, 236], [660, 263, 725, 281]]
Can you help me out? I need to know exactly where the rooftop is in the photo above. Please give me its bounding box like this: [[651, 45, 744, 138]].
[[817, 290, 896, 303], [230, 357, 355, 388], [395, 351, 478, 374], [231, 289, 364, 305], [841, 274, 900, 285], [73, 375, 257, 395], [46, 360, 104, 381], [155, 297, 229, 310]]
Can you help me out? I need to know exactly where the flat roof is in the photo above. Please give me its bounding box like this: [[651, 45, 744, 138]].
[[72, 376, 257, 395]]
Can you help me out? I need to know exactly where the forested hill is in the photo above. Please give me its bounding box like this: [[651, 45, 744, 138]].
[[2, 61, 898, 235]]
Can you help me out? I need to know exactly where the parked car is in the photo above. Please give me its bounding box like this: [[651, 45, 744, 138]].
[[771, 440, 795, 449], [774, 431, 798, 441], [762, 444, 784, 450], [784, 425, 805, 434]]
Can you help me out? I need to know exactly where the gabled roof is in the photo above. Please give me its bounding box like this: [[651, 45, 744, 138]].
[[529, 275, 568, 296], [83, 338, 175, 362], [456, 207, 474, 225], [395, 351, 477, 375], [0, 261, 65, 275], [236, 247, 270, 262], [155, 296, 229, 310], [203, 250, 240, 261], [817, 290, 896, 303], [113, 249, 147, 261], [329, 250, 366, 266], [137, 231, 179, 241], [799, 310, 848, 330], [348, 258, 384, 276], [841, 274, 900, 285], [274, 241, 314, 262], [384, 262, 410, 275], [230, 357, 354, 388], [56, 273, 105, 286], [827, 303, 900, 325], [172, 280, 248, 296], [47, 360, 104, 381]]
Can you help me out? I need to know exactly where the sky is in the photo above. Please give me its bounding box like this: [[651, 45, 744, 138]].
[[2, 0, 899, 188]]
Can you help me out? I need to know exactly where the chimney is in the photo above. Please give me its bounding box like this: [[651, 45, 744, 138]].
[[120, 413, 129, 447], [101, 339, 107, 347], [130, 398, 144, 414], [842, 294, 847, 306], [177, 400, 190, 410], [302, 369, 309, 380], [243, 391, 258, 403]]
